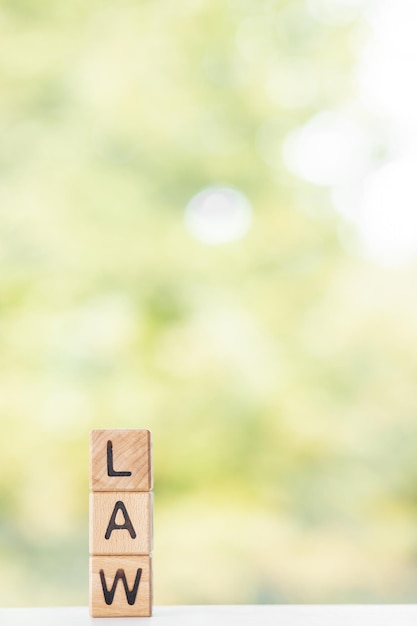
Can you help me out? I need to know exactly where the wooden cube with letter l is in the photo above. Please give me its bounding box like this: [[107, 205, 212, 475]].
[[89, 429, 153, 617], [90, 429, 152, 492]]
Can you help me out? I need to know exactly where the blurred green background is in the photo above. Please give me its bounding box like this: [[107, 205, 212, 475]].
[[2, 0, 417, 607]]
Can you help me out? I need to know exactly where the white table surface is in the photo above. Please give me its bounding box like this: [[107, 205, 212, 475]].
[[2, 605, 417, 625]]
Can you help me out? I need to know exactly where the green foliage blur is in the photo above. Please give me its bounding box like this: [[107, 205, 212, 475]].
[[1, 0, 417, 608]]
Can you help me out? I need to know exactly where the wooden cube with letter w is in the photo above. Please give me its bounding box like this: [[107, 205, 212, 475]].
[[89, 429, 153, 617]]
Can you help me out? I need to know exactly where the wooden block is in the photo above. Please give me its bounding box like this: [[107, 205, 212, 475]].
[[90, 491, 153, 556], [90, 429, 152, 492], [90, 555, 152, 617]]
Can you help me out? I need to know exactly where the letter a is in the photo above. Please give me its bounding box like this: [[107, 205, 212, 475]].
[[105, 501, 137, 539], [107, 440, 132, 477], [99, 568, 142, 606]]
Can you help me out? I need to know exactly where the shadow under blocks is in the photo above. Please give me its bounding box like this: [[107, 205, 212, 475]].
[[89, 429, 153, 617]]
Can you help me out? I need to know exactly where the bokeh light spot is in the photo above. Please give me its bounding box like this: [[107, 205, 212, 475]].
[[282, 111, 372, 186], [185, 186, 252, 245]]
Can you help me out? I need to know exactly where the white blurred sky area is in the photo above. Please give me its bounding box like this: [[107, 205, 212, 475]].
[[184, 1, 417, 267], [283, 0, 417, 267]]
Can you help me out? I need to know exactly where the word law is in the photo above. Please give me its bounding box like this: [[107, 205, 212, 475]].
[[89, 429, 153, 617]]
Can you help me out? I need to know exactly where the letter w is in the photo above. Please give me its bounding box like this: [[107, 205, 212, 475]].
[[99, 568, 142, 606]]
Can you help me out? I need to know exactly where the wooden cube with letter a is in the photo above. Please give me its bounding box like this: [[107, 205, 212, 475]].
[[90, 492, 153, 556], [90, 555, 152, 617], [89, 429, 153, 618]]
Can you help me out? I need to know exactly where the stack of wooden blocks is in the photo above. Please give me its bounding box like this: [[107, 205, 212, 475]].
[[89, 429, 153, 617]]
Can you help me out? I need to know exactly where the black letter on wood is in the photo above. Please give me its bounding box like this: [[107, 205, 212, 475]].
[[105, 501, 137, 540], [99, 568, 142, 606], [107, 440, 132, 477]]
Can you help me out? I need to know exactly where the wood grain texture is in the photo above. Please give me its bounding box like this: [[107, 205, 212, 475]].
[[90, 491, 153, 556], [90, 429, 152, 492], [90, 555, 152, 617]]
